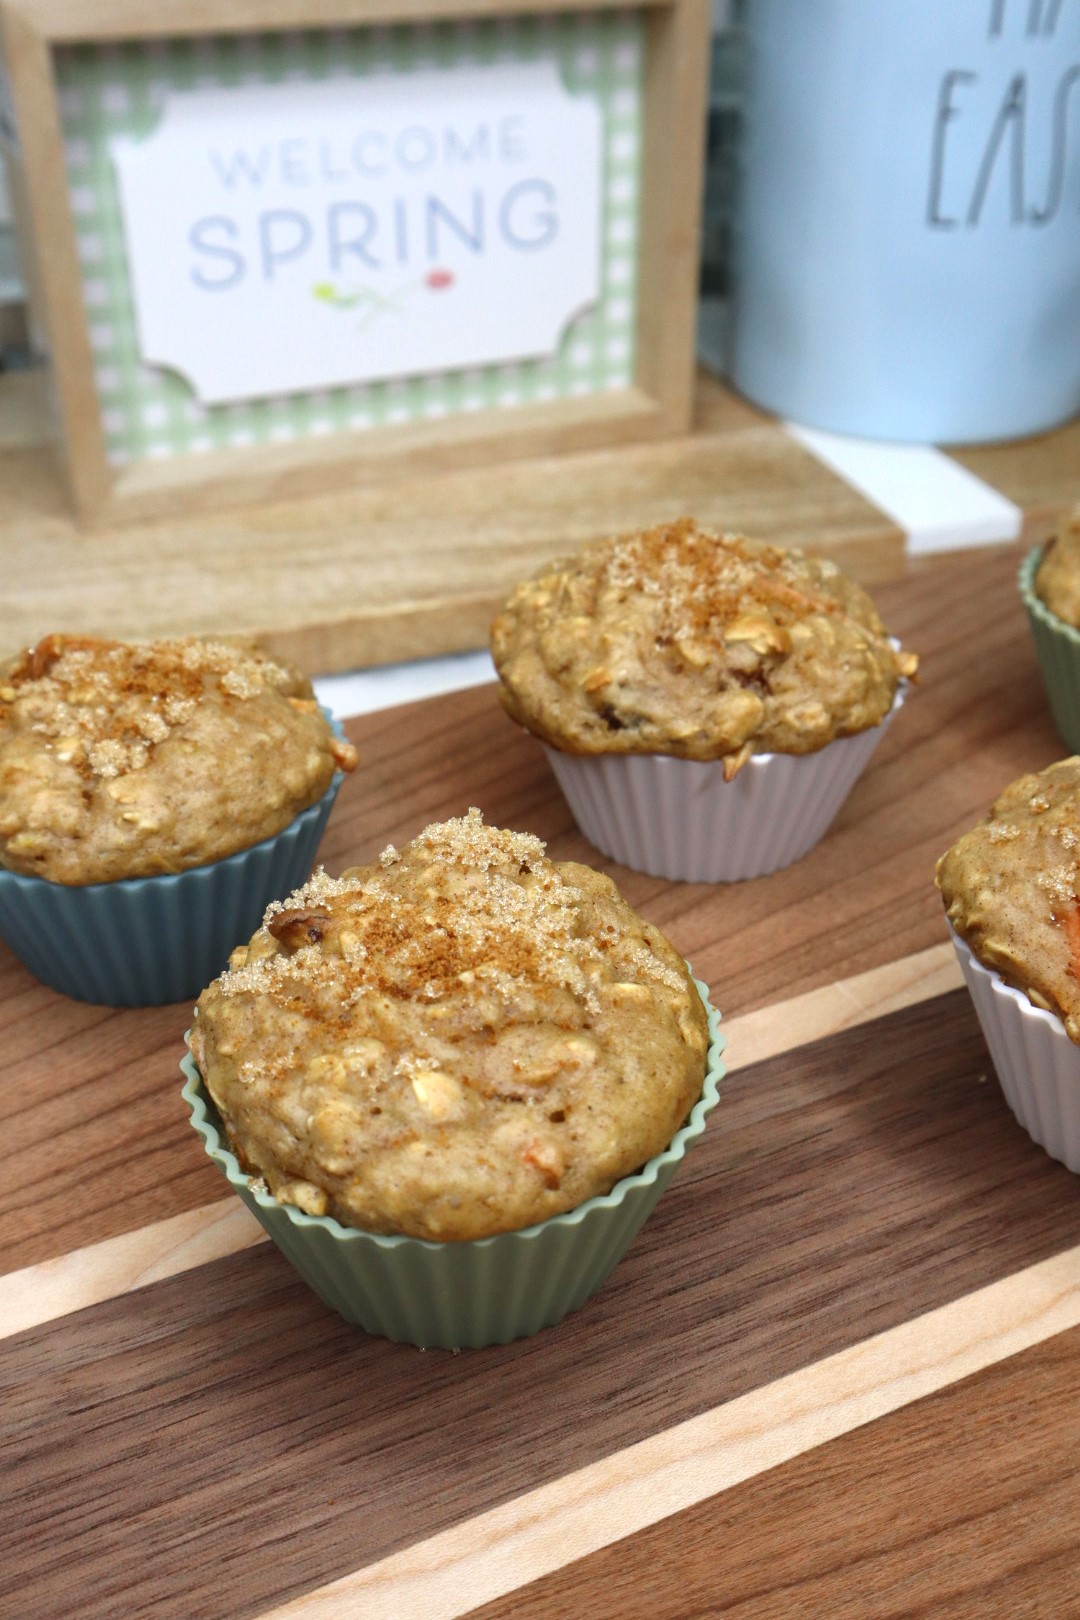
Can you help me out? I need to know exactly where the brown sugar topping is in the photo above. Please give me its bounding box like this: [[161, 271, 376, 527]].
[[192, 810, 708, 1240], [221, 809, 684, 1014], [1, 632, 295, 781], [603, 519, 847, 645]]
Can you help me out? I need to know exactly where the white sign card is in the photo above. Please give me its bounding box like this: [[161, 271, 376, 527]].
[[111, 61, 602, 405]]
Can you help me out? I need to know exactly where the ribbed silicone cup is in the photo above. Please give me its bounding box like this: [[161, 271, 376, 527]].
[[545, 688, 905, 883], [182, 979, 725, 1350], [1019, 547, 1080, 755], [949, 926, 1080, 1174], [0, 713, 348, 1006]]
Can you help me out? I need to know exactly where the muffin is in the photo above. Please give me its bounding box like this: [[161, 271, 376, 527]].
[[491, 519, 917, 881], [936, 758, 1080, 1171], [1033, 512, 1080, 628], [0, 632, 356, 882], [0, 633, 357, 1003], [184, 809, 724, 1345], [1020, 511, 1080, 754]]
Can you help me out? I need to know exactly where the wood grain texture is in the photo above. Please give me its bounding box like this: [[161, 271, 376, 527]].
[[0, 941, 961, 1338], [0, 4, 108, 513], [465, 1320, 1080, 1620], [6, 990, 1080, 1620], [16, 0, 667, 44], [268, 1245, 1080, 1620], [104, 388, 672, 526], [0, 1197, 262, 1339], [0, 371, 908, 673], [0, 540, 1065, 1275], [634, 0, 709, 424]]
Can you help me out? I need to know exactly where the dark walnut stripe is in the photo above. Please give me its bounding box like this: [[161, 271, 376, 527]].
[[467, 1323, 1080, 1620], [0, 541, 1062, 1275], [6, 991, 1080, 1620]]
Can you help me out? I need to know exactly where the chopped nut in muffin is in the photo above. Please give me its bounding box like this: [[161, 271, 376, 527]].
[[1034, 510, 1080, 627], [491, 519, 917, 773], [0, 633, 357, 883], [190, 809, 708, 1240], [936, 758, 1080, 1042]]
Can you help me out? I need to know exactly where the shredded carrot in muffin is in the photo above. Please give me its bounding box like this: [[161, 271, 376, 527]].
[[1058, 902, 1080, 983]]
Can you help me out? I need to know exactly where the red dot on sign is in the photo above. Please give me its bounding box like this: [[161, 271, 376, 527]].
[[425, 268, 455, 290]]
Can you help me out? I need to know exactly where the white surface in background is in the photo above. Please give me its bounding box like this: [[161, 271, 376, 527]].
[[786, 422, 1024, 554], [314, 648, 495, 720]]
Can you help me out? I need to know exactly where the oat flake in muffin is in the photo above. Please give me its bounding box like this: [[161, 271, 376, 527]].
[[491, 518, 917, 775], [0, 633, 357, 884], [936, 758, 1080, 1044], [190, 809, 708, 1241]]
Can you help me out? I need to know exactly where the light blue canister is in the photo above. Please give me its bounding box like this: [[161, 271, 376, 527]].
[[727, 0, 1080, 442]]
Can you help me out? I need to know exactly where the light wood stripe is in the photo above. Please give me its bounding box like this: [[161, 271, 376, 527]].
[[0, 1197, 265, 1339], [724, 939, 958, 1069], [0, 941, 961, 1340], [254, 1242, 1080, 1620]]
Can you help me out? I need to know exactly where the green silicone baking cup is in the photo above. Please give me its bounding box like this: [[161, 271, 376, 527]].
[[181, 978, 725, 1350], [1019, 546, 1080, 755]]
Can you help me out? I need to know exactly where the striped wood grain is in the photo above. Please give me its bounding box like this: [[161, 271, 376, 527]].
[[463, 1314, 1080, 1620], [6, 991, 1080, 1620], [265, 1250, 1080, 1620]]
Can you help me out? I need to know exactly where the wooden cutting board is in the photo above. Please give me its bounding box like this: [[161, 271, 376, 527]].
[[4, 540, 1080, 1619]]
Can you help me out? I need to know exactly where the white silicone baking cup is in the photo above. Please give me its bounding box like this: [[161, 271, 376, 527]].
[[545, 685, 905, 883], [949, 925, 1080, 1173]]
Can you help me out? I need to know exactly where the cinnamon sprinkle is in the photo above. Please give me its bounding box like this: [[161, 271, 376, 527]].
[[221, 810, 684, 1008], [2, 633, 296, 780]]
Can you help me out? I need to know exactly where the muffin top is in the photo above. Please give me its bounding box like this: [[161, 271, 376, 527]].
[[936, 758, 1080, 1042], [190, 809, 709, 1241], [1034, 511, 1080, 626], [490, 519, 917, 771], [0, 633, 357, 884]]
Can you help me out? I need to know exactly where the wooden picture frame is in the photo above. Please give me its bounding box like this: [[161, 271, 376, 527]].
[[0, 0, 709, 525]]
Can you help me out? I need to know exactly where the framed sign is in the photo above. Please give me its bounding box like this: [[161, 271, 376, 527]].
[[0, 0, 708, 523]]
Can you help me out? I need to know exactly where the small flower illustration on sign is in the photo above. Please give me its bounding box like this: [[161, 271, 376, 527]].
[[312, 269, 458, 334]]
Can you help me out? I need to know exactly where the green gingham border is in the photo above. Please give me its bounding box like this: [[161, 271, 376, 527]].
[[54, 12, 643, 468]]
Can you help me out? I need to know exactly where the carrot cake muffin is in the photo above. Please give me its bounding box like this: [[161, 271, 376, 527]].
[[936, 758, 1080, 1043], [1033, 511, 1080, 626], [491, 519, 917, 776], [0, 633, 357, 884], [189, 809, 709, 1241]]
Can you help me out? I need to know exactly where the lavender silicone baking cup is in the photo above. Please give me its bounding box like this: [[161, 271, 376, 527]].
[[1018, 546, 1080, 755], [0, 713, 349, 1006], [545, 685, 906, 884], [949, 925, 1080, 1173], [181, 978, 725, 1351]]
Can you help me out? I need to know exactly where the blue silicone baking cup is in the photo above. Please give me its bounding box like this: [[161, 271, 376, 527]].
[[0, 713, 350, 1006], [182, 977, 725, 1350]]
